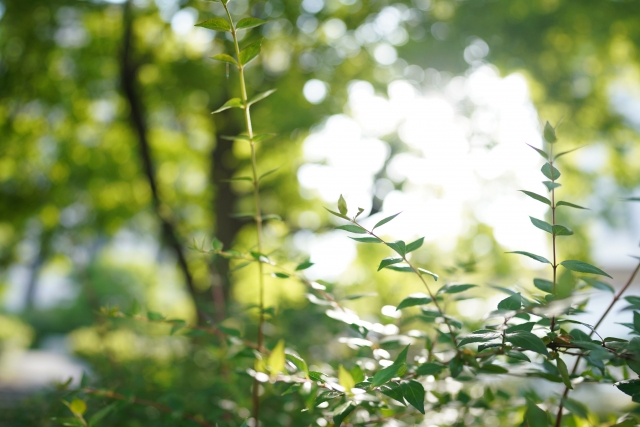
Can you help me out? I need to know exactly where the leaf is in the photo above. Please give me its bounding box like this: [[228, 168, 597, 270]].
[[195, 17, 231, 32], [53, 418, 85, 427], [212, 53, 237, 65], [239, 421, 248, 427], [560, 260, 612, 278], [239, 39, 262, 65], [542, 181, 562, 192], [248, 89, 277, 106], [458, 331, 502, 346], [526, 143, 549, 160], [556, 201, 588, 210], [533, 278, 553, 293], [557, 357, 572, 389], [350, 365, 364, 383], [332, 401, 355, 427], [211, 237, 223, 251], [385, 264, 413, 273], [449, 356, 464, 378], [416, 362, 444, 376], [555, 145, 587, 160], [295, 260, 314, 271], [267, 340, 286, 376], [541, 163, 561, 180], [526, 400, 549, 427], [373, 212, 401, 229], [371, 346, 409, 387], [252, 133, 276, 142], [338, 195, 348, 215], [387, 240, 406, 256], [543, 121, 557, 143], [530, 216, 553, 234], [582, 277, 614, 293], [563, 398, 589, 419], [519, 190, 551, 206], [220, 176, 252, 182], [506, 251, 551, 264], [379, 382, 405, 405], [615, 379, 640, 396], [396, 293, 433, 310], [285, 353, 308, 376], [258, 166, 280, 181], [325, 207, 349, 220], [147, 311, 164, 321], [418, 268, 439, 281], [236, 17, 267, 30], [438, 284, 477, 295], [402, 380, 425, 414], [69, 399, 87, 416], [505, 331, 549, 356], [406, 237, 424, 253], [506, 351, 530, 362], [212, 98, 244, 114], [338, 365, 355, 392], [498, 293, 522, 311], [88, 403, 117, 426], [378, 257, 403, 271], [552, 224, 573, 236], [505, 322, 535, 333], [335, 224, 366, 234], [349, 236, 382, 243]]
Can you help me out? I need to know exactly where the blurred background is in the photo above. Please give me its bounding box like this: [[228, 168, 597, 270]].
[[1, 0, 640, 424]]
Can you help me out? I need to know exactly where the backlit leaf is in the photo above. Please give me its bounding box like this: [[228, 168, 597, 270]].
[[543, 121, 557, 143], [542, 181, 562, 192], [212, 53, 237, 64], [560, 260, 612, 278], [239, 39, 262, 65], [267, 340, 286, 376], [332, 401, 355, 427], [236, 17, 267, 30], [212, 98, 243, 114], [195, 17, 231, 31], [338, 365, 355, 392], [248, 89, 277, 106], [396, 293, 433, 310], [402, 380, 425, 414], [338, 194, 348, 215]]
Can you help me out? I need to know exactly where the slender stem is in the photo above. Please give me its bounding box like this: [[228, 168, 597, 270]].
[[222, 5, 265, 425], [550, 143, 558, 334], [554, 261, 640, 427]]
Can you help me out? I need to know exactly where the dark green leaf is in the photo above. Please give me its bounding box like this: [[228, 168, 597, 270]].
[[386, 240, 406, 256], [396, 293, 432, 310], [437, 284, 477, 295], [458, 331, 502, 346], [416, 362, 444, 376], [295, 260, 313, 271], [248, 89, 277, 106], [557, 357, 572, 389], [371, 346, 409, 387], [526, 400, 549, 427], [530, 216, 553, 234], [533, 278, 553, 293], [308, 371, 325, 381], [449, 356, 464, 378], [402, 380, 425, 414], [505, 331, 549, 356], [541, 163, 561, 180], [272, 272, 289, 278], [406, 237, 424, 253], [526, 143, 549, 160], [478, 363, 508, 374], [519, 190, 551, 206], [379, 382, 405, 405], [212, 98, 243, 114], [239, 39, 262, 65], [195, 17, 231, 31], [498, 293, 522, 311], [236, 17, 267, 30], [556, 201, 588, 210], [505, 322, 535, 333], [543, 121, 557, 143], [338, 194, 348, 215], [335, 225, 366, 234], [349, 236, 382, 243], [582, 277, 614, 293], [615, 379, 640, 396], [332, 401, 355, 427], [212, 53, 237, 65], [506, 350, 530, 362], [563, 398, 589, 419], [378, 257, 403, 271], [552, 224, 573, 236], [373, 212, 401, 229], [385, 264, 413, 273], [88, 403, 117, 426], [560, 260, 612, 278], [542, 181, 562, 192], [506, 251, 551, 264]]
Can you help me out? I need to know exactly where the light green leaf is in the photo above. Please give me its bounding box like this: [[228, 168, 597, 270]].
[[542, 181, 562, 192], [236, 17, 268, 30], [498, 293, 522, 310], [373, 212, 401, 229], [239, 39, 262, 65], [560, 260, 612, 278], [211, 53, 237, 65], [69, 399, 87, 416], [248, 89, 277, 106], [519, 190, 551, 206], [378, 257, 403, 271], [555, 145, 587, 160], [195, 17, 231, 31], [418, 268, 439, 281], [405, 237, 424, 253], [437, 284, 477, 295], [252, 133, 276, 142], [339, 365, 355, 392], [505, 331, 549, 356], [349, 236, 382, 243], [543, 121, 557, 143], [401, 380, 425, 414], [267, 340, 286, 376], [396, 293, 433, 310], [220, 176, 252, 182], [212, 238, 223, 251], [506, 251, 551, 264], [212, 98, 244, 114], [258, 166, 280, 181], [335, 224, 366, 234], [530, 216, 553, 234], [541, 163, 561, 180], [557, 357, 572, 389], [338, 194, 348, 215], [556, 201, 588, 210]]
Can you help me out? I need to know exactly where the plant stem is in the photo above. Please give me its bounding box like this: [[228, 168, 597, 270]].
[[553, 260, 640, 427], [222, 5, 265, 425], [550, 143, 558, 334]]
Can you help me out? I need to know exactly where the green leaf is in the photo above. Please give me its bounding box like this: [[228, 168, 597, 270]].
[[379, 382, 405, 405], [541, 163, 561, 180], [396, 293, 433, 310], [239, 39, 262, 65], [195, 17, 231, 31], [555, 145, 587, 160], [239, 421, 248, 427], [530, 216, 553, 234], [526, 143, 549, 160], [212, 53, 237, 65], [506, 251, 551, 264], [552, 224, 573, 236], [236, 17, 267, 30], [557, 357, 572, 389], [385, 265, 413, 273], [542, 181, 562, 192], [295, 260, 314, 271], [543, 121, 557, 143], [211, 238, 223, 251], [582, 277, 614, 293], [373, 212, 401, 229], [335, 224, 366, 234], [438, 284, 477, 295], [88, 403, 117, 426], [405, 237, 424, 253], [416, 362, 444, 376], [258, 166, 280, 181], [267, 340, 286, 376], [286, 353, 308, 376], [458, 331, 502, 346], [533, 278, 553, 293], [371, 346, 409, 387], [325, 207, 349, 220], [338, 194, 348, 215], [53, 417, 85, 427], [252, 133, 276, 142], [498, 293, 522, 311], [526, 400, 549, 427], [563, 398, 589, 419], [212, 98, 244, 114], [560, 260, 612, 278], [349, 236, 382, 243], [505, 322, 535, 333], [332, 401, 355, 427], [387, 240, 406, 256], [449, 356, 464, 378], [519, 190, 551, 206], [147, 311, 164, 321], [418, 268, 439, 281], [615, 379, 640, 396], [402, 380, 425, 414], [248, 89, 277, 106], [506, 350, 530, 362], [556, 201, 588, 210], [350, 365, 364, 383], [338, 365, 355, 392], [378, 257, 403, 271], [220, 176, 252, 182], [505, 331, 549, 356]]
